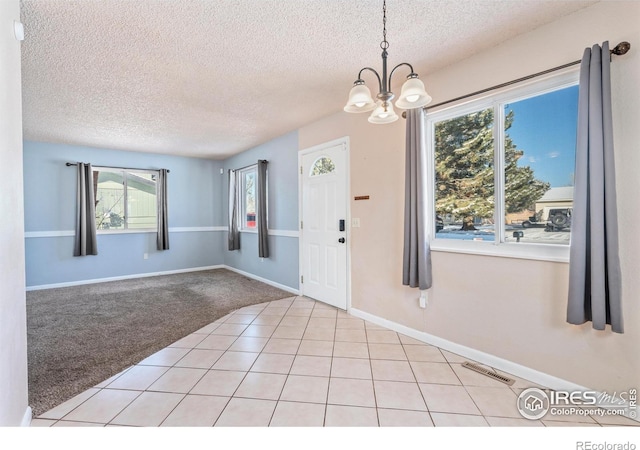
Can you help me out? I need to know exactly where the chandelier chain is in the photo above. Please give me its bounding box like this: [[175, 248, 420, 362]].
[[380, 0, 389, 50]]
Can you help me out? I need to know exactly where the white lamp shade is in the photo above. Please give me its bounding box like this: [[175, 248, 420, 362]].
[[395, 77, 432, 109], [344, 83, 376, 113], [368, 102, 399, 124]]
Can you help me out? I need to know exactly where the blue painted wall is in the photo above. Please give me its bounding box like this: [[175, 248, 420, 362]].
[[222, 131, 300, 289], [23, 132, 301, 290], [23, 141, 225, 287]]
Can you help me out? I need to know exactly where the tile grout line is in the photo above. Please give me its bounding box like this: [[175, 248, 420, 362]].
[[325, 299, 339, 427], [156, 336, 224, 426], [216, 297, 289, 426], [266, 296, 299, 427], [363, 319, 381, 427], [400, 337, 436, 426], [321, 298, 338, 427]]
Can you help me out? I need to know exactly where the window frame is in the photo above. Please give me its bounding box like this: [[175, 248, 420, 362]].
[[237, 164, 258, 232], [93, 166, 159, 234], [425, 69, 579, 263]]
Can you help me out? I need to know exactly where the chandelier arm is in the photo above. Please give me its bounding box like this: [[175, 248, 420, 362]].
[[357, 67, 384, 94], [388, 62, 416, 90]]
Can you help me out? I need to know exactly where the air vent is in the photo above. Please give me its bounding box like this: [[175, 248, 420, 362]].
[[461, 361, 515, 386]]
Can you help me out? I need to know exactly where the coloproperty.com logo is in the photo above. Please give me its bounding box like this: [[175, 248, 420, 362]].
[[516, 387, 638, 421]]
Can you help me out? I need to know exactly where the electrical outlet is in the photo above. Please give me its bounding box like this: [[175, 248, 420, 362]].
[[419, 291, 428, 308], [143, 253, 148, 260], [352, 218, 360, 228]]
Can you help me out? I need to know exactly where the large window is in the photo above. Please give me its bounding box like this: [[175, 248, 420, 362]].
[[93, 168, 158, 231], [427, 73, 579, 256], [238, 165, 257, 230]]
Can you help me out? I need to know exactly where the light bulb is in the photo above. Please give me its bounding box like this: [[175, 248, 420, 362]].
[[405, 94, 420, 103], [355, 102, 366, 107]]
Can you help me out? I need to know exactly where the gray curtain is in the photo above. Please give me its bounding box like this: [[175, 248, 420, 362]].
[[156, 168, 170, 251], [257, 160, 269, 258], [73, 162, 98, 256], [567, 41, 623, 333], [403, 108, 432, 290], [228, 169, 240, 251]]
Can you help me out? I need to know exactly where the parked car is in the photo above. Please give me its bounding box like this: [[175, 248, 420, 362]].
[[523, 208, 572, 231], [545, 208, 572, 232], [522, 213, 545, 228]]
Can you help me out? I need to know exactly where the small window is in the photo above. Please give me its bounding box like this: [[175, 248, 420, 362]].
[[94, 168, 158, 231], [238, 166, 257, 230], [310, 156, 335, 176]]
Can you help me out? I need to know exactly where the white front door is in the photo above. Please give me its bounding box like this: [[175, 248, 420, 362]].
[[299, 138, 349, 310]]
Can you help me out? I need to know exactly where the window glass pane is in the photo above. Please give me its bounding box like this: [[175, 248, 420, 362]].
[[434, 107, 495, 241], [126, 172, 157, 229], [504, 86, 578, 245], [244, 171, 256, 229], [94, 170, 125, 230], [310, 156, 335, 176]]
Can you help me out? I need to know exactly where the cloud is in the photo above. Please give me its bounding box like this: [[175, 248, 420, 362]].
[[547, 151, 560, 159]]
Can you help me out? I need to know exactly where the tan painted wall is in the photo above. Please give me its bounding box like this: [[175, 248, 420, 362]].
[[0, 0, 29, 426], [299, 1, 640, 393]]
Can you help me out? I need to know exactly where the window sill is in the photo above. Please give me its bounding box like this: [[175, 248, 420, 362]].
[[430, 239, 569, 263], [97, 229, 157, 235]]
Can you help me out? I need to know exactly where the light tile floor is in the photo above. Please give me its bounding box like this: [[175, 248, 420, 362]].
[[30, 296, 639, 427]]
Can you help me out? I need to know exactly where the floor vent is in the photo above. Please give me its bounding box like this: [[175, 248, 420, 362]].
[[461, 361, 515, 386]]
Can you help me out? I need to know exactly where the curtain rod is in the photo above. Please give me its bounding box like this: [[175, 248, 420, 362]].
[[65, 162, 169, 173], [402, 40, 631, 118], [229, 160, 268, 172]]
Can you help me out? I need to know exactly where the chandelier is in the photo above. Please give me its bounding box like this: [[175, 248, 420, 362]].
[[344, 0, 432, 124]]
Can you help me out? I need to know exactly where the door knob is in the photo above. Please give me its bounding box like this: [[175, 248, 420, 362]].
[[338, 237, 346, 244]]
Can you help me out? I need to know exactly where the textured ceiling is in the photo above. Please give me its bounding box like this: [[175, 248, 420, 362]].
[[20, 0, 597, 159]]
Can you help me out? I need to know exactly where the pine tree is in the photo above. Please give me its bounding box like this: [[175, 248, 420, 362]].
[[435, 108, 549, 230]]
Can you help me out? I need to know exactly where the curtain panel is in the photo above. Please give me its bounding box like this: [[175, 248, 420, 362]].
[[567, 41, 623, 333], [156, 168, 170, 251], [257, 160, 269, 258], [402, 108, 432, 290], [73, 162, 98, 256], [228, 169, 240, 251]]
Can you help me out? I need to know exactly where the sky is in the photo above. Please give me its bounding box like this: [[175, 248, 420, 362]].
[[504, 85, 579, 188]]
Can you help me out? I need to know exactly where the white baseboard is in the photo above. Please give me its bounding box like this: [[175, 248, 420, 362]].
[[25, 265, 226, 291], [349, 307, 639, 423], [25, 264, 300, 296], [222, 266, 300, 296], [350, 307, 584, 391], [21, 406, 32, 427]]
